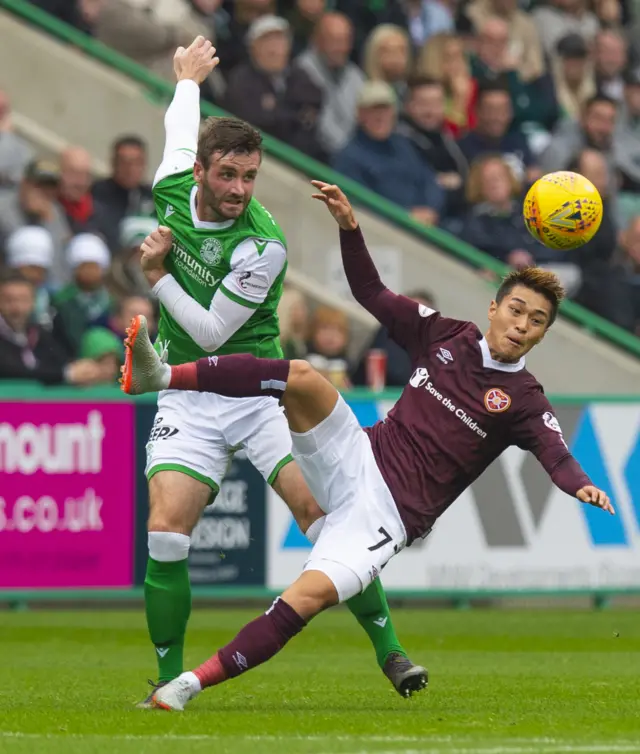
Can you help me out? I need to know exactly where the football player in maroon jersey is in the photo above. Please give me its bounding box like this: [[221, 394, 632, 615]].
[[121, 182, 613, 711]]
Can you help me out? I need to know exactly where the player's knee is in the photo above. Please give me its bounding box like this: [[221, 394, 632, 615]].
[[148, 509, 192, 535], [282, 570, 339, 619], [147, 531, 190, 562], [289, 359, 320, 392]]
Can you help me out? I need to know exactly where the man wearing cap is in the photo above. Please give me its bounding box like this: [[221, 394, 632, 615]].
[[223, 15, 325, 160], [332, 80, 444, 226], [5, 226, 55, 327], [51, 233, 113, 356], [0, 158, 72, 287]]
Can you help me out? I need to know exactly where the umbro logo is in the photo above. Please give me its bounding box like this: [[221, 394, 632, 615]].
[[437, 347, 453, 364], [165, 204, 175, 218], [373, 616, 388, 628], [156, 647, 169, 658], [233, 651, 248, 671]]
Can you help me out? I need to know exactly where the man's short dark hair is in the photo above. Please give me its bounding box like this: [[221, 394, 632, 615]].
[[0, 271, 34, 289], [496, 268, 565, 328], [197, 117, 263, 170], [477, 82, 511, 104], [113, 135, 147, 158], [584, 94, 618, 113], [406, 76, 443, 96]]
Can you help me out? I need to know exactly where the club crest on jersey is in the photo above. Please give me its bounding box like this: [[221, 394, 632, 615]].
[[200, 237, 223, 266], [484, 388, 511, 413]]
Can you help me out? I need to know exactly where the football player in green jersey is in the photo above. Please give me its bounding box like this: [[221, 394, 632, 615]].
[[136, 36, 426, 706]]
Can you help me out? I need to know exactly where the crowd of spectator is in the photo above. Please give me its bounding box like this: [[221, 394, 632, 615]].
[[0, 90, 158, 385], [3, 0, 640, 390]]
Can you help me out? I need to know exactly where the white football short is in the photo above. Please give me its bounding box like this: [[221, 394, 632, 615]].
[[292, 395, 407, 602], [145, 389, 293, 495]]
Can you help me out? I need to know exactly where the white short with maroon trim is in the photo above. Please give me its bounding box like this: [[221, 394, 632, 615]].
[[291, 395, 407, 602]]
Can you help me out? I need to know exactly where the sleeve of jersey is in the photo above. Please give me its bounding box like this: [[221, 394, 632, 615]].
[[339, 225, 455, 354], [152, 275, 255, 352], [219, 238, 287, 309], [153, 80, 200, 189], [513, 392, 592, 495]]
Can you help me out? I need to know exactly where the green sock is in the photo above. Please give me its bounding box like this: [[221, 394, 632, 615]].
[[144, 557, 192, 683], [346, 577, 406, 668]]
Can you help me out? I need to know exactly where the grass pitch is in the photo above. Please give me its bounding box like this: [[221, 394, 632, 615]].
[[1, 608, 639, 754]]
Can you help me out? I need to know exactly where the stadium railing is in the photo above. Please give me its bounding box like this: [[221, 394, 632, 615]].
[[2, 0, 640, 364]]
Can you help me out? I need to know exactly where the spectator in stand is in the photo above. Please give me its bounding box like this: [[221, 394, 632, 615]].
[[541, 95, 620, 196], [95, 0, 224, 101], [351, 289, 436, 388], [0, 272, 106, 385], [277, 285, 309, 360], [304, 305, 351, 390], [285, 0, 326, 57], [616, 68, 640, 200], [223, 16, 325, 161], [333, 81, 444, 226], [333, 0, 409, 61], [569, 148, 626, 323], [296, 13, 365, 156], [215, 0, 276, 75], [459, 154, 540, 268], [51, 233, 113, 357], [416, 32, 478, 137], [108, 216, 159, 297], [460, 154, 581, 292], [402, 0, 455, 48], [5, 226, 55, 328], [0, 159, 71, 287], [30, 0, 105, 35], [465, 0, 545, 82], [593, 29, 628, 102], [397, 77, 468, 220], [470, 17, 557, 132], [77, 326, 124, 383], [110, 294, 157, 341], [533, 0, 599, 60], [457, 84, 540, 184], [551, 33, 596, 121], [362, 24, 413, 101], [92, 135, 154, 252], [0, 91, 33, 201], [616, 216, 640, 334], [58, 146, 109, 238]]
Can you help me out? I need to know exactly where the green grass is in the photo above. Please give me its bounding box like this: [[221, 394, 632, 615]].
[[1, 608, 639, 754]]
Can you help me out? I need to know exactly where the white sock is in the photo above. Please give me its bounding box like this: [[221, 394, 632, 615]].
[[305, 516, 326, 544], [158, 363, 171, 389], [181, 671, 202, 695]]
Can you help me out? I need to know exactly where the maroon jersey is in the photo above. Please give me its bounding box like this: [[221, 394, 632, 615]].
[[341, 227, 591, 545]]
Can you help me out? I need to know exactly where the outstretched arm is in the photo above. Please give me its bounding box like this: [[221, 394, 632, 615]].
[[153, 36, 219, 187], [513, 395, 614, 515]]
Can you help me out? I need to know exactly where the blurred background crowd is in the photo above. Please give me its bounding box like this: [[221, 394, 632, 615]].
[[2, 0, 640, 390]]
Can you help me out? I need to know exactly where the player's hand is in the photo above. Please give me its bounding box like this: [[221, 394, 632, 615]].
[[174, 36, 220, 84], [310, 181, 358, 231], [576, 486, 615, 515], [140, 226, 173, 286]]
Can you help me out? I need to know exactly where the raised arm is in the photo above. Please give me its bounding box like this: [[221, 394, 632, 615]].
[[312, 181, 451, 354], [153, 37, 219, 188]]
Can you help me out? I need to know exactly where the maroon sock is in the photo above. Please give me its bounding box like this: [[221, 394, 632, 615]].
[[169, 354, 290, 399], [193, 598, 306, 689]]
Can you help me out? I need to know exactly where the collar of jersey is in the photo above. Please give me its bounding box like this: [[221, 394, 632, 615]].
[[478, 336, 525, 373], [190, 186, 236, 230]]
